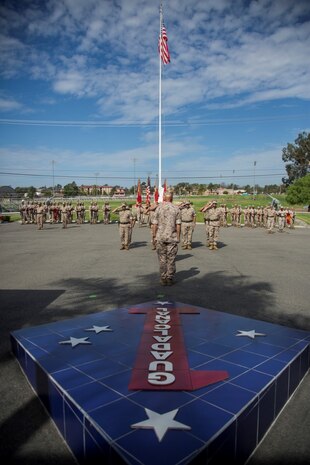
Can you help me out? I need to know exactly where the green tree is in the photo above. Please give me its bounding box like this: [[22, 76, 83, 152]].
[[282, 132, 310, 185], [197, 184, 206, 195], [28, 186, 36, 198], [286, 174, 310, 205], [63, 181, 79, 197]]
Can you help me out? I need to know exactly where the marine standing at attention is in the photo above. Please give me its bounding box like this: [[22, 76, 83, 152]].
[[153, 189, 181, 286], [36, 202, 45, 230]]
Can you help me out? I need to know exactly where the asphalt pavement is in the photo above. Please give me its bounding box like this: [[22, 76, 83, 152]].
[[0, 220, 309, 464]]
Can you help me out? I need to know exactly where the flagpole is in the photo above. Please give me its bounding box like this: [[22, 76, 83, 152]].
[[158, 2, 163, 194]]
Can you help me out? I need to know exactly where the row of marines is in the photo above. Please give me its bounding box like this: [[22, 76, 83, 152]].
[[20, 201, 112, 227], [220, 204, 295, 229], [20, 200, 295, 243], [112, 200, 295, 251]]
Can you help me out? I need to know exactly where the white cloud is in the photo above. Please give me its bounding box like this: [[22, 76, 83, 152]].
[[1, 0, 309, 121], [0, 97, 22, 111]]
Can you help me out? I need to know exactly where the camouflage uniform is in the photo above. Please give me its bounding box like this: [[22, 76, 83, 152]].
[[266, 206, 276, 233], [80, 203, 85, 223], [76, 203, 83, 224], [36, 203, 44, 230], [126, 205, 135, 245], [220, 204, 228, 227], [53, 203, 60, 223], [231, 205, 237, 226], [103, 202, 111, 224], [180, 201, 196, 249], [277, 207, 286, 232], [244, 206, 250, 227], [136, 203, 143, 226], [61, 203, 69, 229], [200, 202, 212, 247], [236, 206, 242, 227], [142, 202, 151, 226], [153, 198, 181, 285], [20, 201, 27, 224], [27, 202, 34, 223], [249, 206, 256, 228], [114, 204, 134, 250], [90, 202, 99, 224], [205, 202, 221, 250], [146, 202, 159, 250]]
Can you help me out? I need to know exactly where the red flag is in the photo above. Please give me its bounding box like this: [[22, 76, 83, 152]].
[[159, 23, 170, 64], [136, 179, 142, 204], [154, 186, 159, 202]]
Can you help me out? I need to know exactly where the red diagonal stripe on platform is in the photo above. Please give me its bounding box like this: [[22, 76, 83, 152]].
[[128, 303, 229, 391]]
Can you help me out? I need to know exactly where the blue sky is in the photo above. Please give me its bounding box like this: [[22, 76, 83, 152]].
[[0, 0, 309, 189]]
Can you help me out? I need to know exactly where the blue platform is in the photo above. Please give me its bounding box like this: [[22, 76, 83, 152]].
[[11, 301, 310, 465]]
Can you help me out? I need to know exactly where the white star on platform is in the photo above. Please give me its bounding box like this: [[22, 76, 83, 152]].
[[59, 337, 91, 348], [156, 301, 171, 306], [236, 330, 266, 339], [84, 325, 112, 334], [131, 408, 191, 442]]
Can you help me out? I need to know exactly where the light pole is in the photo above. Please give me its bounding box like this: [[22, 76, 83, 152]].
[[253, 161, 256, 198], [95, 172, 99, 197], [52, 160, 55, 197], [133, 158, 137, 195], [233, 169, 235, 194]]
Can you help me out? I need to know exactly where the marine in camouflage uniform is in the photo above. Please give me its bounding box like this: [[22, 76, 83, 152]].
[[249, 206, 256, 228], [277, 206, 286, 232], [153, 190, 181, 285], [230, 205, 237, 226], [112, 203, 134, 250], [103, 202, 111, 224], [200, 201, 213, 247], [36, 202, 45, 230], [179, 200, 196, 249], [142, 202, 151, 226], [80, 202, 85, 223], [266, 206, 276, 233], [243, 206, 250, 227], [236, 205, 242, 227], [90, 202, 99, 224], [66, 203, 73, 223], [145, 202, 159, 250], [76, 203, 83, 224], [202, 201, 221, 250], [126, 205, 136, 245], [20, 201, 27, 224], [220, 204, 228, 227], [61, 202, 69, 229]]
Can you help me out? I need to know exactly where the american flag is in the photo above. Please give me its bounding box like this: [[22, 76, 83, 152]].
[[159, 23, 170, 64]]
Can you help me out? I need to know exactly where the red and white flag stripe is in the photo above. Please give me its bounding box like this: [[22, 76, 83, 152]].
[[159, 24, 170, 64]]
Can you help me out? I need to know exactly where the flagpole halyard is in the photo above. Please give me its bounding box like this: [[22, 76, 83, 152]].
[[159, 3, 163, 200]]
